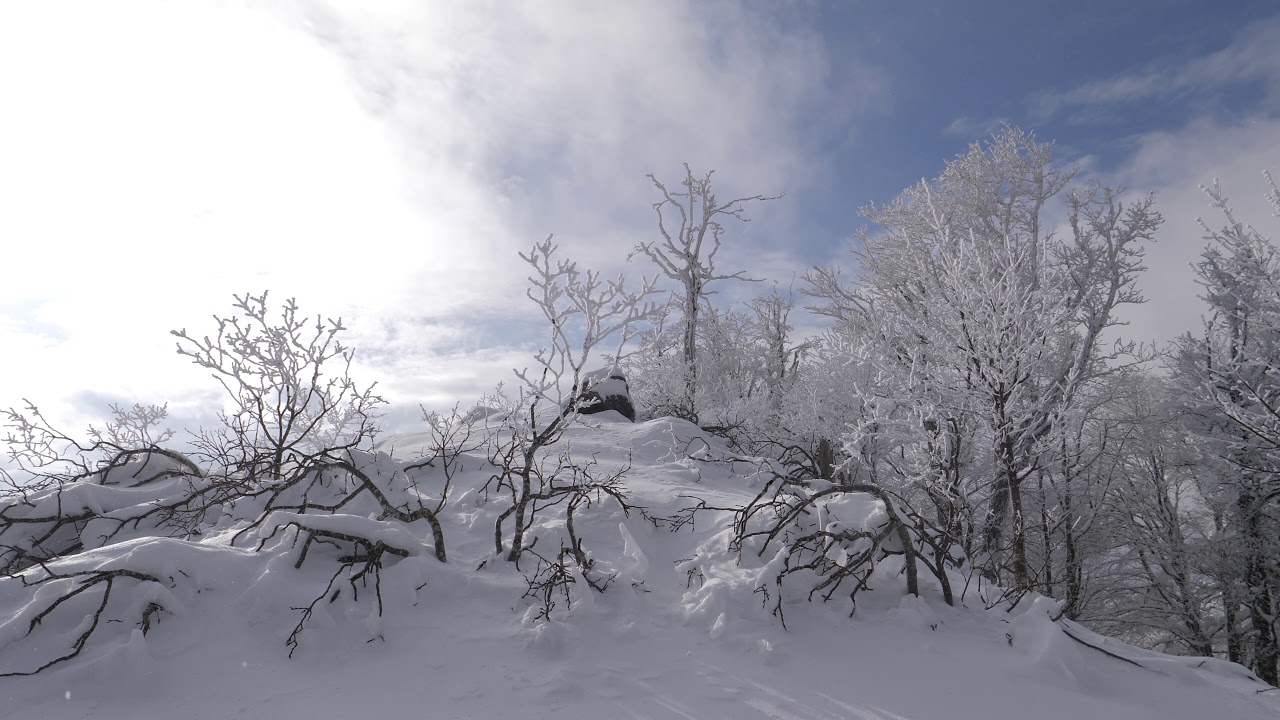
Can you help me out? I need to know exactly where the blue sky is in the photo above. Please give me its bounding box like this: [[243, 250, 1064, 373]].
[[797, 0, 1280, 253], [1, 0, 1278, 435]]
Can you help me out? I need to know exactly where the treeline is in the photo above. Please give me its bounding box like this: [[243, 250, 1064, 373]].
[[619, 128, 1279, 684]]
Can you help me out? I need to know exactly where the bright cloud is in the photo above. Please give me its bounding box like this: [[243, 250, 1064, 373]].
[[0, 0, 852, 434], [1023, 14, 1280, 346], [1, 1, 1275, 440], [0, 0, 437, 426], [1107, 116, 1280, 346]]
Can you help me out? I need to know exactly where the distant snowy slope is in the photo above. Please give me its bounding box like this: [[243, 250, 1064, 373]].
[[1, 418, 1276, 719]]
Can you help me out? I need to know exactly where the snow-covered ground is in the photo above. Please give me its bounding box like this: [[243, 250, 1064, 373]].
[[2, 417, 1276, 719]]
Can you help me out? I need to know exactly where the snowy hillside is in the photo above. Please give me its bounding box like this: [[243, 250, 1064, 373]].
[[1, 416, 1276, 720]]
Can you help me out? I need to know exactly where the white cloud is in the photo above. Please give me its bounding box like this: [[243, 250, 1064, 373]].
[[293, 0, 860, 415], [943, 116, 1011, 140], [1020, 13, 1280, 346], [0, 0, 441, 428], [0, 0, 859, 433], [1031, 15, 1280, 123], [1106, 115, 1280, 346], [299, 0, 857, 249]]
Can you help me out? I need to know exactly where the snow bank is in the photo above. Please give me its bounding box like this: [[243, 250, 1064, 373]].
[[0, 418, 1275, 719]]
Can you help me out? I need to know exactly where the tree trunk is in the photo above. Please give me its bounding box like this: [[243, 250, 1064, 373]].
[[1060, 480, 1083, 620], [985, 432, 1031, 591], [1037, 471, 1054, 596], [1217, 503, 1247, 665], [1241, 492, 1279, 685], [1008, 477, 1031, 591], [682, 283, 700, 423]]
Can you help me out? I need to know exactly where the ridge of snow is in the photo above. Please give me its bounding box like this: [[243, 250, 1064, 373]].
[[0, 418, 1275, 719]]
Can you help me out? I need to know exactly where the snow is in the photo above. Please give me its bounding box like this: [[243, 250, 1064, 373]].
[[581, 367, 631, 403], [1, 418, 1276, 719]]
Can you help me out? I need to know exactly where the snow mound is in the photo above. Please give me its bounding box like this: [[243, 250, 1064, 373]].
[[0, 419, 1275, 719]]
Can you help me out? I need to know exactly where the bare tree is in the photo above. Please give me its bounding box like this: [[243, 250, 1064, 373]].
[[484, 239, 658, 616], [172, 290, 384, 486], [0, 293, 463, 672], [629, 164, 778, 422], [0, 402, 204, 574]]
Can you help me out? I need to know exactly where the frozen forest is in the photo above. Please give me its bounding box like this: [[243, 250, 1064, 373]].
[[2, 128, 1279, 718]]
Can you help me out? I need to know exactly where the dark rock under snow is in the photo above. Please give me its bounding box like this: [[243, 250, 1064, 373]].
[[576, 368, 636, 421]]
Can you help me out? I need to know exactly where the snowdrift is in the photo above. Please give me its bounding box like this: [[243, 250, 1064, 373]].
[[0, 417, 1275, 719]]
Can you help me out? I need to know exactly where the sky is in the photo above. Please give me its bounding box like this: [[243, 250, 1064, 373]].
[[1, 0, 1278, 437]]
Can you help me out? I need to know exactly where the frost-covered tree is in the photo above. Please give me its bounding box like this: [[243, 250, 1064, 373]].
[[625, 287, 812, 454], [0, 293, 469, 673], [484, 238, 658, 613], [807, 127, 1161, 592], [1070, 377, 1222, 656], [1171, 173, 1280, 685], [172, 291, 385, 486], [628, 164, 776, 422]]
